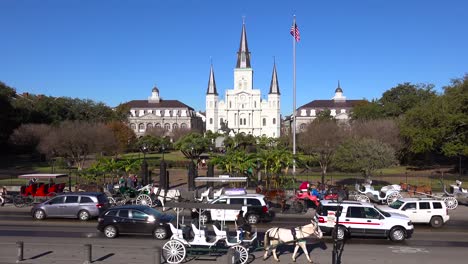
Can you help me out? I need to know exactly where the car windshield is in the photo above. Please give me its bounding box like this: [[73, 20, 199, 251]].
[[374, 206, 391, 217], [388, 200, 404, 209], [143, 207, 163, 218]]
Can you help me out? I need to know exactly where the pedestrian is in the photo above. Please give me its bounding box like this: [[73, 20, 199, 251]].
[[118, 176, 125, 187], [127, 175, 134, 188], [235, 210, 251, 240], [0, 186, 7, 206]]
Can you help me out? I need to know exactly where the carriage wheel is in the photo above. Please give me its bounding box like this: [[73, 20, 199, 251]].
[[292, 201, 304, 213], [355, 194, 370, 203], [231, 244, 249, 264], [162, 240, 186, 264], [386, 192, 402, 205], [135, 194, 152, 207], [443, 197, 458, 210], [13, 195, 25, 208]]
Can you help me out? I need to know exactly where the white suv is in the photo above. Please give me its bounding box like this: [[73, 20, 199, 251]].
[[317, 200, 414, 241], [378, 198, 449, 228], [199, 194, 273, 224]]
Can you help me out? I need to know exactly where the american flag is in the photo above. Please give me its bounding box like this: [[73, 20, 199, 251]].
[[290, 22, 300, 42]]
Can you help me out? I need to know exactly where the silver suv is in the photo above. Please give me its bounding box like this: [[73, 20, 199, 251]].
[[31, 192, 109, 221]]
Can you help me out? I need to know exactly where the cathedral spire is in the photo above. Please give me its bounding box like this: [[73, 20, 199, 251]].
[[206, 63, 218, 95], [269, 59, 280, 95], [236, 20, 251, 69]]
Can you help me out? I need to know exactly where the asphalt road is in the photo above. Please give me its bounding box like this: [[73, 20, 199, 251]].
[[1, 204, 468, 264]]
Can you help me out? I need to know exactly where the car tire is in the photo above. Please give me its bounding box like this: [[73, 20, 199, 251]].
[[246, 214, 259, 224], [334, 225, 346, 240], [104, 225, 118, 239], [154, 226, 168, 240], [389, 227, 406, 242], [199, 213, 210, 225], [78, 210, 90, 221], [34, 209, 46, 220], [430, 216, 444, 228]]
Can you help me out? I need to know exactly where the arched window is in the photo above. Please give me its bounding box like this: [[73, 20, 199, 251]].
[[130, 123, 136, 130], [254, 101, 257, 108], [263, 118, 266, 126], [147, 123, 153, 129], [209, 118, 213, 124], [300, 123, 307, 130], [243, 118, 247, 125], [229, 101, 232, 108], [181, 123, 187, 129], [164, 123, 171, 130], [173, 123, 178, 129], [156, 123, 161, 128], [273, 118, 276, 125], [138, 123, 145, 131]]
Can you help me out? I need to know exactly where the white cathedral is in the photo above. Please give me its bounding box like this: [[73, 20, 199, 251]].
[[205, 21, 281, 138]]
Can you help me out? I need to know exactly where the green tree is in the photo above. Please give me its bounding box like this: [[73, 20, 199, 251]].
[[400, 75, 468, 157], [380, 83, 436, 118], [297, 120, 345, 184], [351, 100, 385, 120], [174, 133, 210, 160], [334, 138, 397, 181]]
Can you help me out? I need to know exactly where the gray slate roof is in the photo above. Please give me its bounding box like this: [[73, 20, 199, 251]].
[[298, 99, 365, 109], [126, 100, 194, 110]]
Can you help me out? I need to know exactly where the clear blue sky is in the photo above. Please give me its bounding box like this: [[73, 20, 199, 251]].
[[1, 0, 467, 116]]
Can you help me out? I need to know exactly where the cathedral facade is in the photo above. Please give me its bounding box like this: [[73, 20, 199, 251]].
[[205, 22, 281, 138]]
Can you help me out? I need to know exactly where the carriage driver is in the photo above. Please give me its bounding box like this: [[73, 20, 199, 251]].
[[236, 210, 252, 240]]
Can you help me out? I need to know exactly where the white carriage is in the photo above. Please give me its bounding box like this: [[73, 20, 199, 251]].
[[354, 181, 402, 204], [162, 202, 257, 264], [133, 184, 181, 210], [439, 179, 466, 209], [196, 187, 247, 202]]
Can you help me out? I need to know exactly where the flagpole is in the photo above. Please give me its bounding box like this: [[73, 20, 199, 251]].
[[292, 15, 297, 176]]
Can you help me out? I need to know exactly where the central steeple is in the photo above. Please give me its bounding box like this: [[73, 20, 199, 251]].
[[236, 19, 251, 69]]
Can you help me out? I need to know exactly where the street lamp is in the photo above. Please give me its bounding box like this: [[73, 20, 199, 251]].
[[161, 144, 166, 162]]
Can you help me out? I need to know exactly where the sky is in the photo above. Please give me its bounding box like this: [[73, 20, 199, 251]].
[[1, 0, 467, 116]]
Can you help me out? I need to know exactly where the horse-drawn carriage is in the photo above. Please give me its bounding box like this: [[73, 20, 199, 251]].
[[13, 174, 68, 207], [105, 184, 181, 210], [444, 180, 468, 205], [353, 181, 402, 205], [162, 202, 258, 264], [399, 181, 458, 210]]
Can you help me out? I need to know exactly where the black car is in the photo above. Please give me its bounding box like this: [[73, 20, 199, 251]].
[[97, 205, 174, 239]]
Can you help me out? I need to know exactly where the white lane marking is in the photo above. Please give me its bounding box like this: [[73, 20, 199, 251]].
[[389, 246, 430, 254]]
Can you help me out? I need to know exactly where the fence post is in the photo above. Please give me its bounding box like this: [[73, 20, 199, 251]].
[[16, 241, 24, 263], [225, 247, 236, 263], [154, 246, 162, 264], [83, 244, 92, 264]]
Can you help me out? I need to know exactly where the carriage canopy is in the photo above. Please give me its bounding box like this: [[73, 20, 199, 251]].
[[18, 174, 69, 179]]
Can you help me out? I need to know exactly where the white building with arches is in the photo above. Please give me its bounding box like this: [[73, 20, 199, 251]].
[[205, 21, 281, 138], [127, 87, 203, 137]]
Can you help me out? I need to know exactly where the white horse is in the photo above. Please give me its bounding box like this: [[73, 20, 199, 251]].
[[263, 218, 323, 263], [137, 185, 180, 210]]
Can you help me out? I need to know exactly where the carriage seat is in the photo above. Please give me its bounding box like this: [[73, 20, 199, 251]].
[[35, 184, 49, 196], [191, 223, 206, 237], [213, 188, 223, 198], [24, 183, 37, 196], [168, 223, 184, 240], [212, 223, 227, 239]]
